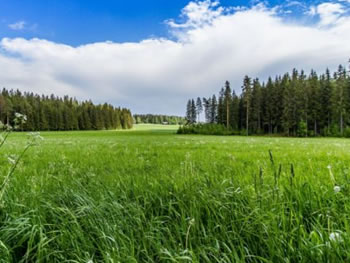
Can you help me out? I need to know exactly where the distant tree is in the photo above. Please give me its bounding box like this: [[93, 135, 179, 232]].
[[186, 99, 192, 124], [210, 95, 218, 124], [202, 97, 211, 123], [332, 65, 348, 136], [0, 88, 132, 131], [224, 81, 232, 129], [242, 76, 252, 135], [184, 62, 350, 137], [191, 99, 197, 124], [196, 97, 203, 123], [251, 78, 262, 134]]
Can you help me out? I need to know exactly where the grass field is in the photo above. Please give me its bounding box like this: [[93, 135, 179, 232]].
[[1, 125, 350, 262]]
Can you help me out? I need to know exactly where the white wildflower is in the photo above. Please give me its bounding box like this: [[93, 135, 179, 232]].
[[327, 165, 332, 170], [329, 232, 343, 243], [334, 185, 341, 193], [14, 112, 22, 118]]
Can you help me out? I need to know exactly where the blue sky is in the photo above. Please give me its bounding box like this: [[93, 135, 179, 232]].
[[0, 0, 316, 45], [0, 0, 349, 115]]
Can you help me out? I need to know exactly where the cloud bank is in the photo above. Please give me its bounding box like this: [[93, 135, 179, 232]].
[[0, 0, 350, 115]]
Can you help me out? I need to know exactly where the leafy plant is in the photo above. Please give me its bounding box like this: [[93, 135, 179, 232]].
[[0, 114, 43, 201]]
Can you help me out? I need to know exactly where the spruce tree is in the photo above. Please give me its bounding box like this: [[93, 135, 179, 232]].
[[242, 76, 252, 135], [196, 97, 203, 123], [191, 99, 197, 124], [224, 81, 232, 129]]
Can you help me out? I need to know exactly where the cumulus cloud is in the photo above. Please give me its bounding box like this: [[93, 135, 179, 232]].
[[0, 1, 350, 115], [317, 3, 345, 26], [8, 21, 26, 30]]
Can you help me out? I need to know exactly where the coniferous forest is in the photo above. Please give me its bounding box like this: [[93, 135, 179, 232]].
[[182, 65, 350, 137], [0, 88, 133, 131], [134, 114, 185, 125]]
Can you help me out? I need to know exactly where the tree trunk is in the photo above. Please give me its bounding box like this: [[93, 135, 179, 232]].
[[226, 103, 229, 129], [314, 120, 317, 136], [305, 113, 308, 137], [328, 113, 330, 135], [246, 103, 249, 136], [340, 113, 344, 136]]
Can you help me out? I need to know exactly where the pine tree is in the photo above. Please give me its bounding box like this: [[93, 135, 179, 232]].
[[242, 76, 252, 135], [203, 97, 211, 123], [196, 97, 203, 123], [217, 88, 225, 125], [308, 70, 321, 135], [281, 73, 293, 136], [186, 99, 192, 124], [333, 65, 348, 136], [251, 78, 262, 134], [191, 99, 197, 124], [224, 81, 232, 129], [210, 95, 217, 124]]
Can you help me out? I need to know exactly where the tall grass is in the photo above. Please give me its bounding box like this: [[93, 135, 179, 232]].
[[1, 129, 350, 262]]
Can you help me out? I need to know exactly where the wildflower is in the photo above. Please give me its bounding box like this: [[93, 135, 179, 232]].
[[334, 185, 341, 193], [327, 165, 332, 170], [14, 112, 22, 118], [329, 232, 343, 243], [189, 218, 195, 225]]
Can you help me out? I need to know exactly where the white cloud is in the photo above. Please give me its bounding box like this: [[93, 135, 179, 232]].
[[306, 6, 317, 16], [8, 21, 26, 30], [0, 1, 350, 115], [316, 3, 345, 26]]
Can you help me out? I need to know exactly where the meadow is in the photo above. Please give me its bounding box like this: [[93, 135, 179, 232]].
[[1, 125, 350, 262]]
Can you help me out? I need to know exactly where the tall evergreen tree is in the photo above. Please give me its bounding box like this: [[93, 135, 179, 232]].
[[186, 99, 192, 124], [191, 99, 197, 124], [251, 78, 262, 134], [224, 81, 232, 129], [196, 97, 203, 123], [242, 76, 252, 135]]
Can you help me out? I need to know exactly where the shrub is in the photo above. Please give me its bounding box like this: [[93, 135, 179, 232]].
[[297, 121, 307, 137], [344, 127, 350, 138], [177, 124, 237, 136]]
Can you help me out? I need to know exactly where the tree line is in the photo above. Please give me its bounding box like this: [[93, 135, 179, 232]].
[[185, 64, 350, 137], [0, 88, 133, 131], [134, 114, 185, 125]]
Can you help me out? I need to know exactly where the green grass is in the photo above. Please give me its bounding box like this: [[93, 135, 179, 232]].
[[132, 123, 179, 132], [1, 127, 350, 262]]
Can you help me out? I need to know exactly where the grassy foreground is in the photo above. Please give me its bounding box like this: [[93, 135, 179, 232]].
[[1, 125, 350, 262]]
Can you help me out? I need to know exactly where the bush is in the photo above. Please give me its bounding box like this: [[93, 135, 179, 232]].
[[344, 127, 350, 138], [330, 124, 340, 137], [297, 121, 307, 137], [177, 124, 237, 136]]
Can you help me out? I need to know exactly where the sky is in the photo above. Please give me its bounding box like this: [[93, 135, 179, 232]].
[[0, 0, 350, 115]]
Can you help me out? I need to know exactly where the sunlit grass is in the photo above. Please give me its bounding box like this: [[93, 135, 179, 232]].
[[132, 123, 179, 131], [1, 130, 350, 262]]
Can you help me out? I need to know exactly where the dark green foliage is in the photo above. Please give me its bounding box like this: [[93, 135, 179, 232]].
[[297, 121, 307, 137], [196, 97, 203, 122], [133, 114, 185, 125], [177, 123, 238, 135], [0, 88, 133, 131], [184, 65, 350, 137]]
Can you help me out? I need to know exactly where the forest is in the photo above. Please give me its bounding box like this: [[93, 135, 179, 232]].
[[134, 114, 185, 125], [0, 88, 133, 131], [184, 65, 350, 137]]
